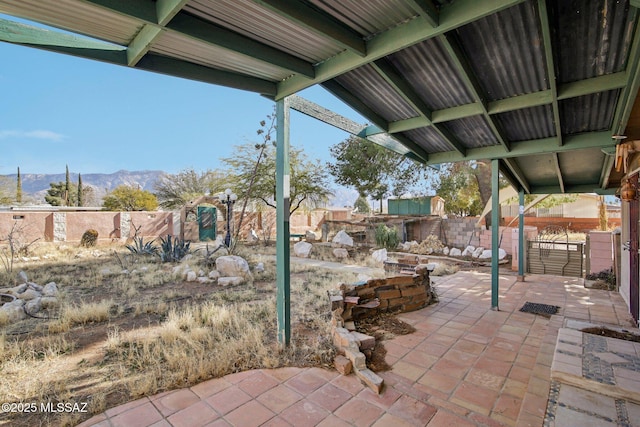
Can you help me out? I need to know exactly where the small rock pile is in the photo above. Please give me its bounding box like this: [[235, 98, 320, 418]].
[[0, 271, 60, 323], [172, 255, 254, 286]]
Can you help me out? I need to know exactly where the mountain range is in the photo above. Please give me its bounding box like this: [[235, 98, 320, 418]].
[[2, 170, 358, 208]]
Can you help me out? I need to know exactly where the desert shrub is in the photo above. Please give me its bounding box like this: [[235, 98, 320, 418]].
[[80, 229, 99, 247], [159, 235, 192, 263], [375, 224, 400, 250], [126, 237, 159, 256]]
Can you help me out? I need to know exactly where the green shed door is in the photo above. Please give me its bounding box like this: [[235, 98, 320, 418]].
[[198, 206, 216, 241]]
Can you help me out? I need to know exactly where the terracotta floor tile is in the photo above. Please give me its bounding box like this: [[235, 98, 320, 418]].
[[105, 397, 150, 418], [264, 367, 304, 382], [503, 379, 529, 399], [258, 416, 293, 427], [464, 368, 506, 392], [371, 413, 416, 427], [331, 374, 366, 395], [285, 370, 326, 394], [190, 378, 232, 399], [387, 394, 437, 426], [205, 386, 252, 415], [255, 384, 302, 413], [224, 400, 275, 427], [442, 348, 478, 366], [492, 394, 523, 423], [431, 358, 469, 380], [401, 348, 439, 368], [417, 370, 459, 395], [391, 360, 426, 382], [427, 410, 476, 427], [315, 414, 353, 427], [237, 370, 279, 397], [110, 402, 163, 427], [357, 384, 402, 410], [334, 398, 385, 427], [452, 339, 486, 355], [474, 355, 513, 377], [152, 389, 201, 417], [450, 382, 499, 416], [166, 401, 219, 427], [308, 383, 351, 412], [280, 400, 331, 427], [203, 420, 232, 427], [415, 341, 449, 357]]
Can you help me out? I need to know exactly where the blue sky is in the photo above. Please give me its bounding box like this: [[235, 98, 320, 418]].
[[0, 36, 367, 176]]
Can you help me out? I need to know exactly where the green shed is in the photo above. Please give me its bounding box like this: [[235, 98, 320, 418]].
[[388, 197, 437, 216]]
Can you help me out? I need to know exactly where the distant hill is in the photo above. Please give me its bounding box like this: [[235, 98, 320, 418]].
[[3, 170, 165, 205]]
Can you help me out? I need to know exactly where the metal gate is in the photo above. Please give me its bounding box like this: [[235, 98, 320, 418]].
[[527, 226, 584, 277], [198, 206, 216, 241]]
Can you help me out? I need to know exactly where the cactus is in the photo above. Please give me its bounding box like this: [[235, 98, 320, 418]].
[[80, 229, 99, 247]]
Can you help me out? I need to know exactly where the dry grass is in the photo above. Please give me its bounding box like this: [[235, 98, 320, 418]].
[[0, 242, 358, 426]]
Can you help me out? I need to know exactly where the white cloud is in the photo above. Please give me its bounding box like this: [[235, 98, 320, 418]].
[[0, 129, 65, 142]]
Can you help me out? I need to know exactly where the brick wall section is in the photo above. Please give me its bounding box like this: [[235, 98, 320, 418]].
[[588, 231, 614, 274], [338, 267, 433, 321], [440, 218, 482, 248]]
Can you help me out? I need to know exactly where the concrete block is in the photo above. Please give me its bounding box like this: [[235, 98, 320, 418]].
[[350, 331, 376, 350], [334, 355, 352, 375], [355, 368, 384, 394], [344, 346, 367, 370]]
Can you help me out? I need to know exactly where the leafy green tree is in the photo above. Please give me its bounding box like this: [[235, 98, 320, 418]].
[[0, 176, 15, 205], [353, 195, 371, 213], [102, 185, 158, 211], [434, 162, 484, 217], [222, 143, 332, 214], [65, 165, 71, 206], [154, 168, 226, 209], [327, 136, 432, 211], [46, 181, 78, 206], [16, 167, 22, 204]]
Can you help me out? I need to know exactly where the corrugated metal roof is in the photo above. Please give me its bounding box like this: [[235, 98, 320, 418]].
[[308, 0, 418, 38], [151, 31, 291, 81], [560, 89, 620, 134], [552, 0, 637, 83], [558, 148, 605, 187], [0, 0, 138, 45], [495, 105, 556, 142], [455, 1, 548, 101], [334, 64, 418, 122], [185, 0, 345, 64], [442, 115, 499, 148], [402, 127, 453, 154], [386, 37, 475, 110], [513, 154, 560, 188]]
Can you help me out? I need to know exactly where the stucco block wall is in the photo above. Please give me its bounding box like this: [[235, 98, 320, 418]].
[[65, 212, 120, 241], [0, 212, 50, 244], [589, 231, 614, 274], [126, 212, 173, 239]]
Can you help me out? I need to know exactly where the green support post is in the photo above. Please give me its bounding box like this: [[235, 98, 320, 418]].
[[491, 159, 500, 310], [276, 97, 291, 346], [518, 189, 525, 280]]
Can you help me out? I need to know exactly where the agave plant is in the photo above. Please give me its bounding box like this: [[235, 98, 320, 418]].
[[125, 236, 159, 256], [159, 235, 192, 263]]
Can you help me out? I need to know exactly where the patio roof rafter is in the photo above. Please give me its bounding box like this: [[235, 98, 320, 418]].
[[536, 0, 562, 146], [405, 0, 439, 27], [553, 153, 565, 193], [81, 0, 316, 78], [502, 158, 531, 194], [371, 59, 467, 155], [275, 0, 526, 99], [250, 0, 367, 57], [437, 33, 511, 152]]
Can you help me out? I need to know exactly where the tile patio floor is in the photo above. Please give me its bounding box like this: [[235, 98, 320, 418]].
[[78, 271, 637, 427]]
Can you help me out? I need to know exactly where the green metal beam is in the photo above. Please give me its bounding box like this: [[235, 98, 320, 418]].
[[406, 0, 440, 27], [425, 131, 614, 165], [558, 72, 628, 100], [518, 189, 525, 278], [487, 90, 553, 114], [530, 184, 617, 195], [275, 0, 526, 99], [438, 33, 510, 151], [433, 103, 485, 123], [127, 25, 162, 66], [167, 13, 315, 78], [0, 18, 127, 63], [155, 0, 189, 26], [536, 0, 562, 145], [599, 151, 617, 189], [491, 158, 500, 310], [251, 0, 366, 56], [275, 97, 291, 347], [136, 54, 277, 96], [612, 8, 640, 136], [553, 153, 565, 193], [372, 59, 466, 155], [502, 158, 531, 194]]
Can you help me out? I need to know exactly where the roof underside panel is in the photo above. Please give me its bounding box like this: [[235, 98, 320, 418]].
[[151, 31, 290, 81], [334, 64, 418, 122], [307, 0, 418, 39], [559, 89, 620, 135], [495, 105, 556, 142], [514, 153, 560, 188], [386, 37, 475, 110], [401, 127, 453, 154], [185, 0, 345, 64], [558, 148, 605, 187], [552, 0, 636, 84], [0, 0, 137, 45], [454, 0, 548, 102], [441, 115, 499, 148]]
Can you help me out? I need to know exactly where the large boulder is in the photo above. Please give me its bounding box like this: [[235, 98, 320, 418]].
[[294, 241, 313, 258], [461, 246, 475, 257], [449, 248, 462, 257], [305, 230, 318, 241], [17, 271, 28, 284], [215, 255, 251, 278], [479, 249, 508, 260], [332, 230, 354, 247], [0, 300, 27, 322], [371, 248, 388, 263], [472, 247, 485, 258], [218, 276, 244, 286], [42, 282, 58, 297]]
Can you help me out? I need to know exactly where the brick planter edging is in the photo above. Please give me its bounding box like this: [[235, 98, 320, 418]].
[[329, 265, 436, 393]]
